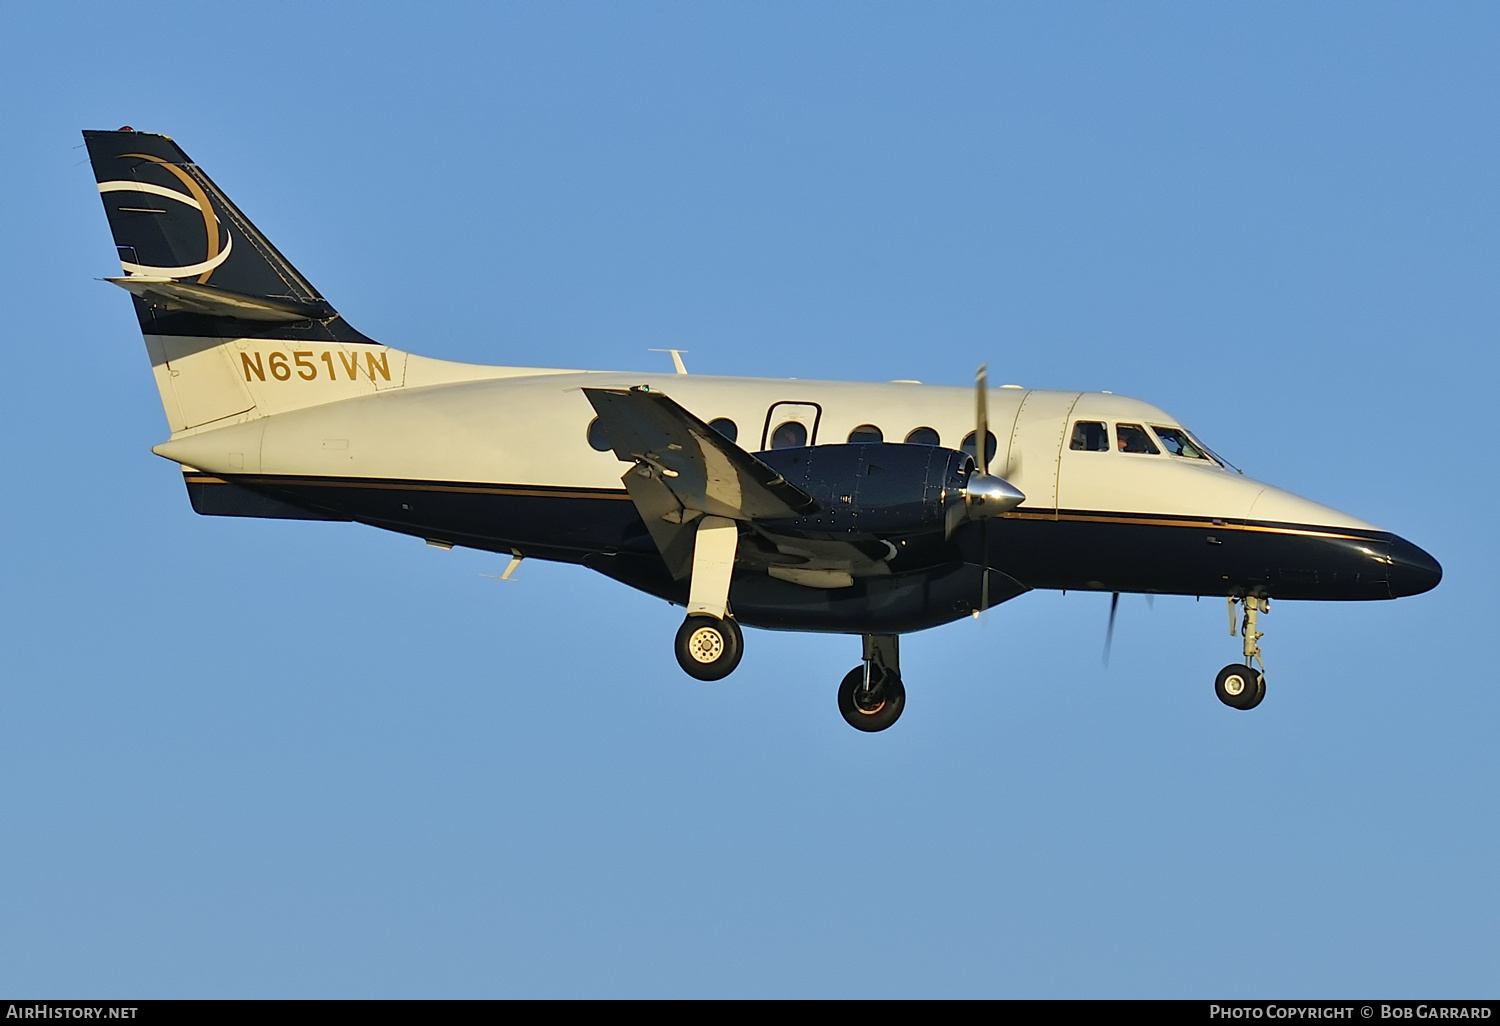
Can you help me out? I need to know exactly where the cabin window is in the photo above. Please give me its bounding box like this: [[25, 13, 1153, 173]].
[[1151, 426, 1208, 460], [848, 424, 883, 443], [905, 426, 940, 446], [770, 420, 808, 449], [586, 417, 612, 452], [709, 418, 738, 443], [961, 430, 999, 465], [1116, 423, 1160, 454], [1070, 421, 1109, 452]]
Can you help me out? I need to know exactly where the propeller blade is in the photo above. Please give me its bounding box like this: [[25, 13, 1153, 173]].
[[1102, 591, 1120, 667], [980, 533, 990, 613], [975, 363, 990, 476]]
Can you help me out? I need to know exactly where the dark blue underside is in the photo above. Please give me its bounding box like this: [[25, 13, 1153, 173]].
[[185, 473, 1440, 633]]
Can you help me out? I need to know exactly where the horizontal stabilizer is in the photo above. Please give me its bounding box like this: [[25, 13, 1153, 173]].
[[105, 277, 336, 323]]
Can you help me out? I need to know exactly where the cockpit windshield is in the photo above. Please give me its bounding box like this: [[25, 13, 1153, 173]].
[[1151, 426, 1209, 460], [1155, 425, 1231, 469]]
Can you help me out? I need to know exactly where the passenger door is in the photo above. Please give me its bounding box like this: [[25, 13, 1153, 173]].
[[760, 402, 822, 451]]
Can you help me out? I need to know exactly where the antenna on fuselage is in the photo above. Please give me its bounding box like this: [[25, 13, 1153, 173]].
[[1102, 592, 1120, 666], [648, 349, 690, 375], [480, 549, 525, 582]]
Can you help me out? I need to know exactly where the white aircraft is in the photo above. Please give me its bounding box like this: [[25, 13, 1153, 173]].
[[85, 128, 1441, 731]]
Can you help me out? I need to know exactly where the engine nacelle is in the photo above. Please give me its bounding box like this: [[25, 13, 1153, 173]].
[[757, 442, 1015, 538]]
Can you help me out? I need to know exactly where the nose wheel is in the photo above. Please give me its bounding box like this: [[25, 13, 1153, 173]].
[[838, 634, 905, 731], [1215, 663, 1265, 710], [1218, 596, 1269, 710], [838, 665, 905, 731]]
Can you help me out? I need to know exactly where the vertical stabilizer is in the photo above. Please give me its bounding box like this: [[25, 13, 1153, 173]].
[[84, 129, 370, 344], [84, 128, 409, 434]]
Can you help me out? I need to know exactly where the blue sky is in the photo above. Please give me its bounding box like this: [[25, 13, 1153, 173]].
[[1, 2, 1495, 997]]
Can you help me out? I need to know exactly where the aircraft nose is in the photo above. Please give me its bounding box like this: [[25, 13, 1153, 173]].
[[1388, 535, 1442, 597]]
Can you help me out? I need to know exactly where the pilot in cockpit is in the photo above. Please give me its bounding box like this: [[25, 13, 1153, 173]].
[[1116, 423, 1159, 455]]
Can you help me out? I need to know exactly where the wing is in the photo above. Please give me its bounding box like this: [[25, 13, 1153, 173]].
[[585, 385, 834, 582], [583, 386, 1027, 604], [583, 386, 820, 522]]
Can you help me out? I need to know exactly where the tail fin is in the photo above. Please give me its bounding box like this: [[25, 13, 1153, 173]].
[[85, 128, 406, 434], [84, 128, 369, 343]]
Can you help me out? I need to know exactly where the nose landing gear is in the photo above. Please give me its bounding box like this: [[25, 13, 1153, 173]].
[[1216, 596, 1268, 710], [1215, 663, 1264, 710], [838, 634, 905, 732]]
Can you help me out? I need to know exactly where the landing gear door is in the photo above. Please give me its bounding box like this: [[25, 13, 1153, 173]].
[[761, 402, 822, 450], [1002, 390, 1081, 514]]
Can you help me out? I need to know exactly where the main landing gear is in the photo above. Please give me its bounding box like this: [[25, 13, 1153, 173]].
[[838, 634, 905, 732], [674, 514, 744, 681], [1216, 596, 1268, 710], [675, 615, 743, 680], [669, 515, 907, 731]]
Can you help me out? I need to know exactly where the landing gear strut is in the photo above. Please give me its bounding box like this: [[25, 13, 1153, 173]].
[[674, 514, 744, 681], [838, 634, 905, 732], [1216, 596, 1268, 710]]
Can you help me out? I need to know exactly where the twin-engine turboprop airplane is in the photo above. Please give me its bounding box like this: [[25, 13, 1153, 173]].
[[85, 128, 1441, 731]]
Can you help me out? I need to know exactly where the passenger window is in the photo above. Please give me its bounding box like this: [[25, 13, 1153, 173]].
[[708, 418, 738, 443], [1116, 423, 1160, 455], [905, 426, 940, 446], [848, 424, 883, 443], [1070, 421, 1109, 452], [586, 417, 612, 452], [770, 421, 808, 449], [1151, 426, 1207, 459], [961, 430, 998, 465]]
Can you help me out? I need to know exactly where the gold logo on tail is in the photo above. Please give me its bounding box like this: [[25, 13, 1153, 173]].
[[97, 151, 231, 283]]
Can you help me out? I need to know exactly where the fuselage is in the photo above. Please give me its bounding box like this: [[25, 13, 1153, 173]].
[[155, 362, 1442, 633], [82, 125, 1442, 722]]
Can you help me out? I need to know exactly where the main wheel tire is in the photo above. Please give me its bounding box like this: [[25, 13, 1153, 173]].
[[837, 665, 906, 732], [1215, 663, 1266, 710], [674, 615, 743, 681]]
